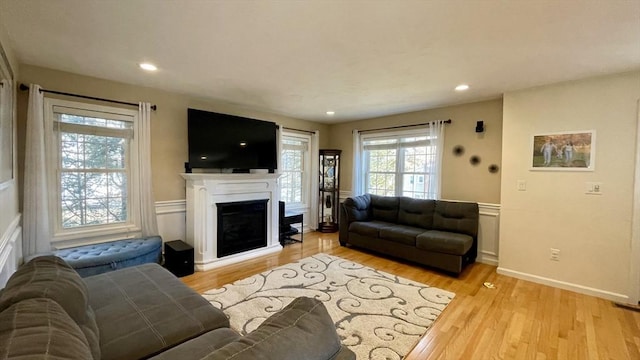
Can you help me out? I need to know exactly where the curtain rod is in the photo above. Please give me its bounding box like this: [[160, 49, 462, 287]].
[[277, 125, 316, 134], [356, 119, 451, 134], [19, 83, 157, 111]]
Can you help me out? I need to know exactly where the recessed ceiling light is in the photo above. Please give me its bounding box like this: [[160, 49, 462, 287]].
[[326, 111, 335, 116], [455, 84, 470, 91], [139, 63, 157, 71]]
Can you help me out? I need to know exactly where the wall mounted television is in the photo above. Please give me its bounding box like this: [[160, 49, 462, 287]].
[[187, 108, 277, 172]]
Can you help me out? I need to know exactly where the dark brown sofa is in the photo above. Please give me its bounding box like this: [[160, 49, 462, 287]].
[[0, 256, 355, 360], [339, 194, 479, 275]]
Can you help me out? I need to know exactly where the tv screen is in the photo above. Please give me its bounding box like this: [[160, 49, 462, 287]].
[[187, 108, 277, 171]]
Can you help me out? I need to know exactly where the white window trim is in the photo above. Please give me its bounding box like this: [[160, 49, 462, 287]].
[[281, 130, 312, 212], [44, 98, 142, 245]]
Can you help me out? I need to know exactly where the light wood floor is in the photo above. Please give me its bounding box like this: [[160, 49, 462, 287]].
[[182, 232, 640, 359]]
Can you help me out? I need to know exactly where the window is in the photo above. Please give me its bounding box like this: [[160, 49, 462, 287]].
[[280, 132, 311, 207], [45, 99, 140, 241], [361, 128, 442, 199]]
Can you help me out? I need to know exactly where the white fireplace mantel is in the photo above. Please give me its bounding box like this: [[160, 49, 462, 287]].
[[181, 173, 282, 271]]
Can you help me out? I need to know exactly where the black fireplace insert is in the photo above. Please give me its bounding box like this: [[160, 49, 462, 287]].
[[216, 199, 268, 258]]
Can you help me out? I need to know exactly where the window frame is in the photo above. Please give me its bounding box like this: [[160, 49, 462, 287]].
[[44, 98, 141, 244], [360, 128, 440, 199], [280, 131, 311, 211]]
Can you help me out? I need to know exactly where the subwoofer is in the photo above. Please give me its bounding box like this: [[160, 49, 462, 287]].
[[164, 240, 194, 277]]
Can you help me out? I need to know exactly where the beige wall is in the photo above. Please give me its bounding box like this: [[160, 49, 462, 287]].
[[328, 99, 503, 204], [16, 65, 330, 202], [499, 71, 640, 300]]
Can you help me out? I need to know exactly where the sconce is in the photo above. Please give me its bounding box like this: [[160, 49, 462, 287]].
[[475, 120, 484, 133]]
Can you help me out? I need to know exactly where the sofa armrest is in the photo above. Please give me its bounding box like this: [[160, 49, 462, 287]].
[[339, 194, 372, 244], [203, 297, 354, 360]]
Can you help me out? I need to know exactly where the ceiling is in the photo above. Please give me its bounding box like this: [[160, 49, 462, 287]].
[[1, 0, 639, 123]]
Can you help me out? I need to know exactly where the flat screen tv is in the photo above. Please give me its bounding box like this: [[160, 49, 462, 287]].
[[187, 108, 277, 172]]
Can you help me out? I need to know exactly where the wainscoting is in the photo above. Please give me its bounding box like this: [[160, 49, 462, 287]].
[[0, 214, 22, 288], [156, 200, 187, 244], [160, 196, 501, 266]]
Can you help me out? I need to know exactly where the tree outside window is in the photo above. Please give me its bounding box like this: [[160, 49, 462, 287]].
[[46, 98, 140, 242]]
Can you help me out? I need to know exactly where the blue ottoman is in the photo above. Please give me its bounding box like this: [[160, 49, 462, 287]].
[[54, 236, 163, 277]]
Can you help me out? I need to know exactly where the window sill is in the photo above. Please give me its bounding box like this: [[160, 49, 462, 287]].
[[52, 224, 142, 248]]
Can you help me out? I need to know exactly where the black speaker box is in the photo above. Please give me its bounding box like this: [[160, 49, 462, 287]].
[[164, 240, 194, 277]]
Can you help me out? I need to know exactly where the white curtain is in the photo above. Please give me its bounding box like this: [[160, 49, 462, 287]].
[[23, 84, 51, 257], [352, 130, 364, 196], [138, 102, 159, 236], [309, 130, 320, 230], [425, 121, 445, 199]]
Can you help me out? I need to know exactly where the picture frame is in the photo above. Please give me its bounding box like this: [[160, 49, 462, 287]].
[[531, 130, 595, 171], [0, 42, 14, 190]]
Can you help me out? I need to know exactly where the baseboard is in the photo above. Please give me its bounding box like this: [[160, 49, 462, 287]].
[[478, 252, 498, 266], [497, 267, 629, 303]]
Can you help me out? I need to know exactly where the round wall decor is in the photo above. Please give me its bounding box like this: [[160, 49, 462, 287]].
[[488, 164, 500, 173], [453, 145, 465, 156], [469, 155, 481, 166]]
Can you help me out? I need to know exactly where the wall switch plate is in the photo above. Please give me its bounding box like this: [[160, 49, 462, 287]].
[[517, 180, 527, 191], [550, 248, 560, 261], [586, 182, 602, 195]]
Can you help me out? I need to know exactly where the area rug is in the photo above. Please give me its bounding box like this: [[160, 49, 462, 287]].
[[203, 254, 455, 359]]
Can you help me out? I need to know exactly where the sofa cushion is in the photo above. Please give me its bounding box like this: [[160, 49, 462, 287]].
[[342, 194, 372, 221], [416, 230, 474, 255], [348, 220, 395, 238], [0, 298, 93, 359], [397, 197, 435, 229], [0, 255, 101, 359], [370, 195, 399, 223], [432, 201, 479, 238], [379, 225, 423, 246], [148, 328, 241, 360], [203, 297, 345, 360], [85, 263, 230, 360]]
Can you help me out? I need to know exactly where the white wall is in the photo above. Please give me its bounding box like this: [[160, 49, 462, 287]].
[[0, 23, 22, 287], [498, 71, 640, 302]]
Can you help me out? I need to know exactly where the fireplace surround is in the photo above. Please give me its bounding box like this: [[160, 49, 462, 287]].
[[182, 173, 281, 271]]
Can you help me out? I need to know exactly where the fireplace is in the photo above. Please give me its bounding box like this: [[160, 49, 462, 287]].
[[182, 173, 281, 271], [216, 199, 268, 258]]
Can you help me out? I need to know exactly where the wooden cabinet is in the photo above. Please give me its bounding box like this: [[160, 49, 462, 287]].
[[319, 149, 341, 232]]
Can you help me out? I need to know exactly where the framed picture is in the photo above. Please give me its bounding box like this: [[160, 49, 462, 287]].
[[531, 130, 595, 171]]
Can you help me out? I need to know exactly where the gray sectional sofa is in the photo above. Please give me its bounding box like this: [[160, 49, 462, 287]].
[[0, 256, 355, 360], [339, 194, 479, 275]]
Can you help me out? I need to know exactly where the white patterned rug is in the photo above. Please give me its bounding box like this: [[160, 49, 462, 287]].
[[203, 253, 455, 360]]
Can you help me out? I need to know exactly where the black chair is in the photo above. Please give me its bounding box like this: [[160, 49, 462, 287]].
[[279, 201, 303, 245]]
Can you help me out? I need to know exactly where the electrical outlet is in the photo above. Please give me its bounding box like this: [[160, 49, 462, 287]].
[[586, 182, 603, 195], [517, 180, 527, 191], [550, 248, 560, 261]]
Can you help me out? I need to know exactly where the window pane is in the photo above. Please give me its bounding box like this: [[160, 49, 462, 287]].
[[57, 111, 130, 230], [280, 136, 307, 205], [367, 173, 395, 196], [361, 131, 440, 200], [368, 149, 396, 172], [60, 114, 131, 129]]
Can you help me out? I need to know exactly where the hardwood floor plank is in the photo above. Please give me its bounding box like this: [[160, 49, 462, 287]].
[[181, 232, 640, 359]]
